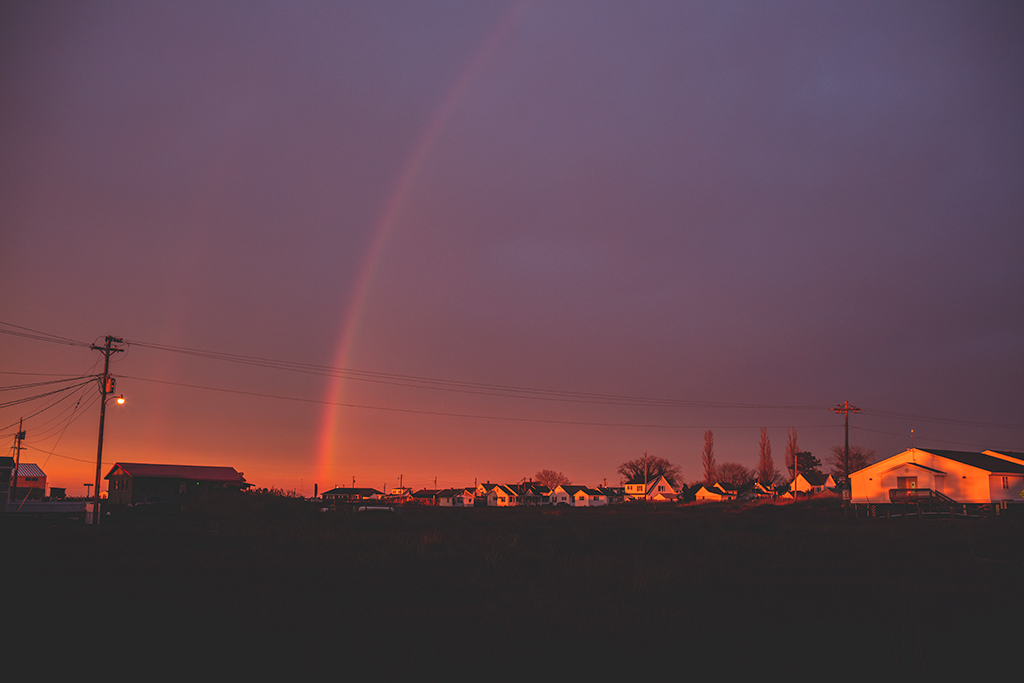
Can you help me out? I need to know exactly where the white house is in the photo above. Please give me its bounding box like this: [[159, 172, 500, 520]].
[[624, 475, 678, 501], [790, 472, 836, 495], [695, 483, 737, 502], [486, 484, 518, 507], [572, 487, 607, 507], [438, 488, 475, 507], [849, 449, 1024, 505]]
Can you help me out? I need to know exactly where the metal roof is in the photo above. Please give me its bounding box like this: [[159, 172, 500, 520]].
[[104, 462, 244, 483], [15, 463, 46, 477]]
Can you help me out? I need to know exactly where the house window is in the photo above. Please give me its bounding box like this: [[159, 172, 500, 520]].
[[1003, 476, 1009, 489]]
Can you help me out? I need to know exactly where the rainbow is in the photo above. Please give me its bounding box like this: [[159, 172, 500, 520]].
[[315, 4, 526, 487]]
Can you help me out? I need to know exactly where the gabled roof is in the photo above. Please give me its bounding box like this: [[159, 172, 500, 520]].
[[854, 449, 1024, 477], [984, 450, 1024, 467], [489, 484, 517, 497], [105, 462, 244, 483], [322, 487, 383, 497], [877, 461, 946, 475], [575, 487, 604, 497], [14, 463, 46, 477], [437, 488, 474, 497], [800, 472, 831, 487], [924, 449, 1024, 474], [696, 484, 732, 498]]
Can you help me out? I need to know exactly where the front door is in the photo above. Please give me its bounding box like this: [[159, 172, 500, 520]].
[[897, 476, 917, 489]]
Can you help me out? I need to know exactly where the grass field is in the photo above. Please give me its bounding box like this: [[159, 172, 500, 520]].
[[6, 496, 1023, 678]]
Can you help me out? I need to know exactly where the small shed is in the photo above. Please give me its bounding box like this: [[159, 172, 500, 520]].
[[12, 463, 47, 500]]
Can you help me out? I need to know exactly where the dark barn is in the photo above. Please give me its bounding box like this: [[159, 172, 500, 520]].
[[105, 463, 248, 505]]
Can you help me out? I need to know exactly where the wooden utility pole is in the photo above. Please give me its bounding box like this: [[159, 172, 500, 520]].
[[833, 401, 862, 483], [91, 336, 124, 525], [644, 451, 649, 501], [11, 418, 25, 499]]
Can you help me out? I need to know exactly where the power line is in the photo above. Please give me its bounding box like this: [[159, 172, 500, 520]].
[[26, 387, 98, 443], [123, 337, 829, 411], [121, 373, 836, 431], [850, 425, 996, 451], [860, 407, 1022, 430], [0, 378, 97, 413], [6, 322, 1022, 433], [0, 376, 99, 392], [23, 443, 95, 464], [0, 321, 91, 347]]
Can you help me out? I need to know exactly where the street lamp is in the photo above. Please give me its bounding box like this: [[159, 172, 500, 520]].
[[91, 335, 125, 525]]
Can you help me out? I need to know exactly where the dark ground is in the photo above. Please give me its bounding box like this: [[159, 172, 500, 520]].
[[5, 496, 1022, 678]]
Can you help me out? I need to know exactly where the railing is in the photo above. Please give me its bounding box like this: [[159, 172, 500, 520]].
[[888, 488, 957, 505]]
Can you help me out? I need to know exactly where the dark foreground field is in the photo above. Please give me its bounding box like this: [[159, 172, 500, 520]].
[[6, 497, 1023, 678]]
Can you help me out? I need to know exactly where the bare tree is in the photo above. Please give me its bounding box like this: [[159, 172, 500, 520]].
[[784, 427, 799, 480], [826, 445, 876, 481], [534, 469, 570, 488], [757, 427, 778, 484], [717, 462, 755, 487], [618, 454, 682, 487], [702, 430, 716, 485]]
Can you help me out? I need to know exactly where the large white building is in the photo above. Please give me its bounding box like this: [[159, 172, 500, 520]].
[[849, 449, 1024, 505]]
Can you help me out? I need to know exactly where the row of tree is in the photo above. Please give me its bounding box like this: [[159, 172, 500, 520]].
[[703, 427, 874, 486], [536, 428, 875, 489]]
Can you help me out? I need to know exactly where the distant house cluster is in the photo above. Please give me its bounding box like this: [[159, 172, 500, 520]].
[[690, 473, 835, 503], [322, 475, 693, 508]]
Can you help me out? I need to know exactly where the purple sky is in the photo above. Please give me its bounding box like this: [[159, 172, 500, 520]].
[[2, 1, 1022, 495]]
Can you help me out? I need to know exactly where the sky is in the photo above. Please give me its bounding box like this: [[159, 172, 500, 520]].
[[2, 0, 1022, 496]]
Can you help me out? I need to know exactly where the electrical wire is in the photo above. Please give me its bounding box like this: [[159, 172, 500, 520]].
[[850, 425, 993, 451], [4, 322, 1022, 436], [0, 378, 98, 428], [27, 386, 98, 442], [860, 408, 1022, 430], [123, 337, 829, 411], [0, 321, 91, 347], [121, 373, 838, 431], [0, 376, 98, 392], [23, 444, 94, 464]]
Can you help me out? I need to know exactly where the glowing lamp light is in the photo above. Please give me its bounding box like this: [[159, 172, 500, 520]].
[[116, 395, 125, 405]]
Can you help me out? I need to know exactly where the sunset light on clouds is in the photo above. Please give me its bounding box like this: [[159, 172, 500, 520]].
[[2, 1, 1022, 496]]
